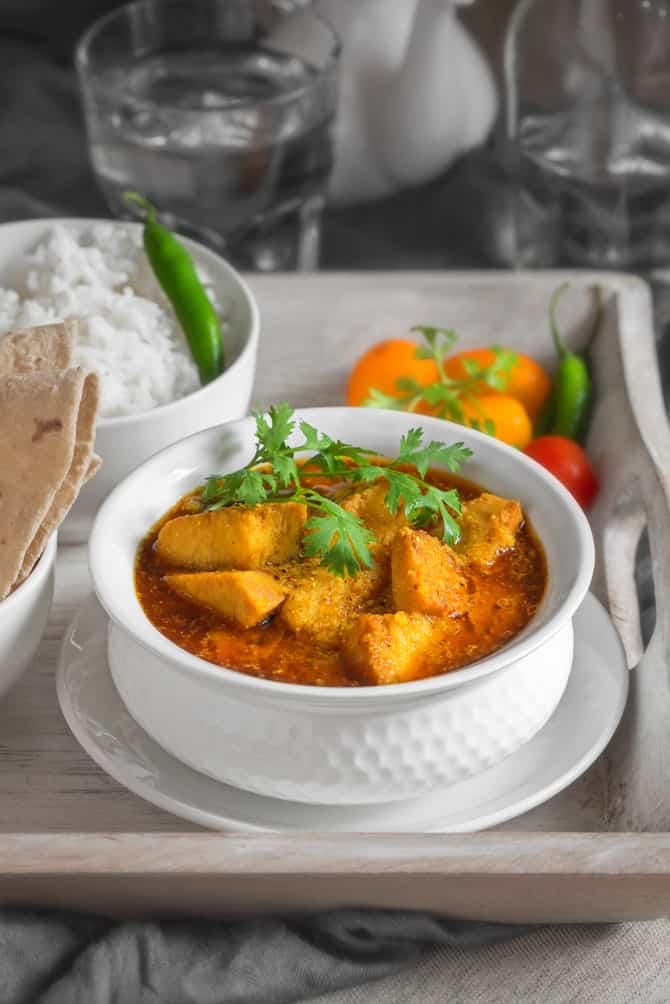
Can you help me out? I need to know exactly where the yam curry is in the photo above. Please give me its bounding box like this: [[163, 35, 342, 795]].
[[135, 406, 546, 687]]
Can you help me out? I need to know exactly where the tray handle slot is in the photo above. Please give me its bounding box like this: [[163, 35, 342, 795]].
[[640, 465, 670, 671], [588, 290, 652, 670], [602, 463, 670, 670], [594, 281, 670, 829], [600, 460, 670, 831], [602, 498, 647, 670]]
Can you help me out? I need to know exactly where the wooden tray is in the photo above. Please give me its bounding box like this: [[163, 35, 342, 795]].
[[1, 271, 669, 923]]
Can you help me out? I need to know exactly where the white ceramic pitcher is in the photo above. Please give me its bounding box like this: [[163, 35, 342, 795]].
[[315, 0, 497, 205]]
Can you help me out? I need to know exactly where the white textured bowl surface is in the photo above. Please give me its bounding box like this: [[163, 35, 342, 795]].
[[108, 619, 573, 803], [0, 533, 56, 700], [0, 219, 260, 542], [90, 408, 595, 805]]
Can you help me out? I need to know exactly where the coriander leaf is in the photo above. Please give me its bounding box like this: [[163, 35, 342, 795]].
[[365, 378, 427, 414], [406, 485, 462, 545], [401, 484, 438, 523], [350, 463, 385, 485], [202, 476, 224, 504], [303, 497, 375, 577], [201, 464, 278, 509], [254, 402, 295, 455], [363, 387, 412, 410], [201, 470, 246, 509], [308, 437, 376, 475], [201, 405, 470, 576], [363, 326, 517, 447], [396, 427, 424, 459], [411, 326, 458, 359], [437, 502, 462, 546], [395, 432, 472, 477], [439, 442, 473, 471], [414, 383, 465, 422], [382, 469, 422, 515], [481, 347, 518, 392], [395, 377, 425, 394], [491, 346, 518, 371], [236, 467, 275, 506], [482, 371, 507, 392], [299, 421, 333, 452], [269, 453, 298, 488], [432, 485, 461, 516]]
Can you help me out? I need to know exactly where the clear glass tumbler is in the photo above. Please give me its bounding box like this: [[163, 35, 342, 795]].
[[76, 0, 339, 271], [504, 0, 670, 270]]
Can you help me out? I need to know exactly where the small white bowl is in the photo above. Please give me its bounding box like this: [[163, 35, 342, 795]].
[[0, 533, 56, 700], [90, 408, 595, 805], [0, 219, 260, 542]]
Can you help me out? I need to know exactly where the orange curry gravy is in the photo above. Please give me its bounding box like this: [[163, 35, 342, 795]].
[[135, 469, 547, 688]]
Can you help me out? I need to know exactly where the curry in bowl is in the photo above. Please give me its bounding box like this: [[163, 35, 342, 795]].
[[135, 405, 546, 687]]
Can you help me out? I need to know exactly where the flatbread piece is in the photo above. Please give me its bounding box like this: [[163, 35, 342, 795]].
[[0, 319, 76, 375], [0, 367, 97, 598], [15, 371, 100, 586]]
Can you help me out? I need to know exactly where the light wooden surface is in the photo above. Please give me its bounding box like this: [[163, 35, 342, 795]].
[[1, 271, 669, 920], [1, 833, 670, 922]]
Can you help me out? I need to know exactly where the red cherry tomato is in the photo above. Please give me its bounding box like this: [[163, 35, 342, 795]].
[[524, 436, 599, 510]]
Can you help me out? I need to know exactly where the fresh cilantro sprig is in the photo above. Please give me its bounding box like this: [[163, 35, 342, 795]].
[[301, 491, 376, 577], [364, 326, 518, 436], [201, 405, 472, 577]]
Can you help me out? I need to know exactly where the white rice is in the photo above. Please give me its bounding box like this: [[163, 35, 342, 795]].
[[0, 223, 228, 419]]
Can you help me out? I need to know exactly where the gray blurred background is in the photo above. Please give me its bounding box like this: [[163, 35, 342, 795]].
[[0, 0, 517, 269]]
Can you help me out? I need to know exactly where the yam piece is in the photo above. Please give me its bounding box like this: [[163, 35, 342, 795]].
[[344, 611, 439, 686], [155, 502, 307, 570], [278, 561, 386, 648], [340, 480, 407, 551], [165, 570, 286, 628], [455, 492, 523, 567], [391, 527, 469, 616]]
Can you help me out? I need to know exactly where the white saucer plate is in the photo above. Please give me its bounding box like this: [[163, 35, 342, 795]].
[[57, 594, 628, 833]]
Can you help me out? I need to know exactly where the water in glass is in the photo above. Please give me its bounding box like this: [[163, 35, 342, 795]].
[[89, 48, 333, 269], [506, 0, 670, 270]]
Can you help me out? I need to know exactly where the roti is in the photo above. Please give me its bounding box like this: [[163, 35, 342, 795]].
[[0, 321, 102, 596], [15, 372, 100, 586], [0, 321, 101, 597], [0, 319, 75, 375], [0, 368, 100, 598]]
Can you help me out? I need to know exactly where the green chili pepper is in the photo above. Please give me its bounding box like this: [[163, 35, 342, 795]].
[[537, 283, 593, 442], [124, 192, 223, 385]]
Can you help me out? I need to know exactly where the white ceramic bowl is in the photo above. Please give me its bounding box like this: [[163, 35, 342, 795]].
[[0, 219, 260, 542], [90, 408, 595, 806], [0, 533, 56, 700]]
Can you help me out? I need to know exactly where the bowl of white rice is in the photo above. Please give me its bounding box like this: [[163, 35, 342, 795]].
[[0, 219, 259, 540]]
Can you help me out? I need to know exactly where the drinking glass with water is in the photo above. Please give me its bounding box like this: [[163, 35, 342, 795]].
[[505, 0, 670, 271], [77, 0, 339, 271]]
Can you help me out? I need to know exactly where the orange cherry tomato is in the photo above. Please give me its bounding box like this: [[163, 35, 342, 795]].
[[347, 339, 438, 406], [459, 395, 533, 449], [417, 394, 533, 449], [444, 349, 551, 420], [524, 436, 599, 509]]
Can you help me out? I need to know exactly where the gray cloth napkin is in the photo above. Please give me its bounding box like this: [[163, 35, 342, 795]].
[[0, 909, 523, 1003]]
